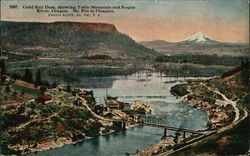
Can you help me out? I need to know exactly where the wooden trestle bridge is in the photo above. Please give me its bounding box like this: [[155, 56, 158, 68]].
[[79, 96, 208, 141], [106, 115, 206, 139]]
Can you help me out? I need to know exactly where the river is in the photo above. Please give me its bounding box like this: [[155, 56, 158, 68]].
[[29, 73, 208, 156]]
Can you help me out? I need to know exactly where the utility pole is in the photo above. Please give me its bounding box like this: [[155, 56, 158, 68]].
[[105, 88, 108, 98]]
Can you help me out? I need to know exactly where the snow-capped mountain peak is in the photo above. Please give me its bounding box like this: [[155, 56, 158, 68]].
[[181, 32, 216, 43]]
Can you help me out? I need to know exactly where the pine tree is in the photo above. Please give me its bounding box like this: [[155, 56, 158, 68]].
[[0, 60, 6, 75], [35, 69, 42, 86], [23, 68, 34, 83], [40, 86, 47, 94], [66, 83, 71, 92], [5, 86, 11, 92], [52, 81, 57, 88]]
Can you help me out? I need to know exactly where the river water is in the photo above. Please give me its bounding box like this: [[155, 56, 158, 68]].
[[29, 73, 208, 156]]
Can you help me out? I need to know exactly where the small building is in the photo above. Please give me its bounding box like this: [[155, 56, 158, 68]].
[[123, 103, 131, 110], [106, 96, 131, 110], [118, 102, 131, 110], [78, 91, 89, 96], [78, 90, 93, 97], [107, 103, 120, 109], [35, 95, 52, 104], [106, 96, 119, 109], [78, 90, 95, 105], [0, 75, 10, 84]]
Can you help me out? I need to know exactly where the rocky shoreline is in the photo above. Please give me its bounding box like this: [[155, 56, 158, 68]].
[[170, 82, 236, 129], [133, 79, 238, 156], [25, 126, 138, 155], [7, 98, 147, 155], [5, 118, 137, 155]]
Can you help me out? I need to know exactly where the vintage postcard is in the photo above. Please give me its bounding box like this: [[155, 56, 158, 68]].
[[0, 0, 249, 155]]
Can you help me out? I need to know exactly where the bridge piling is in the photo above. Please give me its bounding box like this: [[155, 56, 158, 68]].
[[110, 115, 202, 137], [163, 129, 167, 138], [122, 122, 126, 130], [183, 131, 186, 140]]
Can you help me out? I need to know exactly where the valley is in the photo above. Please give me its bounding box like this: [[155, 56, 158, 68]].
[[0, 21, 249, 156]]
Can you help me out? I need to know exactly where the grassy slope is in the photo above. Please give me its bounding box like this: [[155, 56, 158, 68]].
[[171, 117, 249, 156]]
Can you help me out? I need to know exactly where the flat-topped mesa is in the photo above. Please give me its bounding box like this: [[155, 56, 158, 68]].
[[53, 22, 118, 32], [0, 21, 118, 33]]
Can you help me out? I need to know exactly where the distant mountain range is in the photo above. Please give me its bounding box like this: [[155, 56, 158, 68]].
[[140, 32, 249, 56], [0, 21, 156, 59]]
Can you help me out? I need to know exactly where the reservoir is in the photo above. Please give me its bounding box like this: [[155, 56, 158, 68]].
[[29, 73, 208, 156]]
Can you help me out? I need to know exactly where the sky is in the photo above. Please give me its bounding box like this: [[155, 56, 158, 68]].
[[1, 0, 249, 43]]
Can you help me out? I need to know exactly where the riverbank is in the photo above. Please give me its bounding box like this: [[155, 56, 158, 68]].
[[16, 96, 153, 155], [135, 137, 175, 156], [19, 121, 138, 154], [151, 68, 249, 155], [135, 73, 246, 155], [170, 81, 236, 129]]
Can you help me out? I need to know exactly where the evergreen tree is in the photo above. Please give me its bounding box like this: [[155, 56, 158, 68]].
[[0, 60, 6, 75], [244, 59, 249, 69], [5, 86, 11, 92], [66, 83, 71, 92], [42, 81, 50, 88], [23, 68, 33, 83], [52, 81, 57, 88], [240, 58, 249, 70], [35, 69, 42, 86], [40, 86, 47, 94]]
